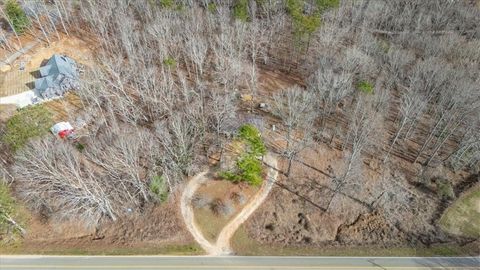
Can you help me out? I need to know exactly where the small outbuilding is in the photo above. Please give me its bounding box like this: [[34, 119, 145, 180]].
[[34, 54, 79, 99]]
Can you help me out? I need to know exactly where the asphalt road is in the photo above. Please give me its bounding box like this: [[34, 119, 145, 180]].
[[0, 256, 479, 270]]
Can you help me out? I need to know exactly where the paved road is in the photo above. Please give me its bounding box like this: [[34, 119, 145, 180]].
[[0, 256, 478, 270]]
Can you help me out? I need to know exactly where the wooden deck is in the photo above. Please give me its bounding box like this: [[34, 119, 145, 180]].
[[0, 69, 37, 98]]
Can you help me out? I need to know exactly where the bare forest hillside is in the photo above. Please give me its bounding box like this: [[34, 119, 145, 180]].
[[0, 0, 479, 255]]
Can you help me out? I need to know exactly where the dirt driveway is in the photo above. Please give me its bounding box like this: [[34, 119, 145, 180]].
[[180, 153, 279, 255]]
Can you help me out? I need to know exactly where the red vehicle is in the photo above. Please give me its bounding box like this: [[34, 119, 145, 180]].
[[51, 122, 76, 139]]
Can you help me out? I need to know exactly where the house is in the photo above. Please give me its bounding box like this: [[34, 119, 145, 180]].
[[34, 54, 79, 99]]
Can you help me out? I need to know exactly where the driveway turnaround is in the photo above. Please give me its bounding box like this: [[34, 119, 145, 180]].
[[0, 256, 478, 270], [180, 153, 279, 255]]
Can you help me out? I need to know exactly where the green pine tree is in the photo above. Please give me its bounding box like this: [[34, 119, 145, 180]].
[[5, 0, 29, 34], [233, 0, 249, 22]]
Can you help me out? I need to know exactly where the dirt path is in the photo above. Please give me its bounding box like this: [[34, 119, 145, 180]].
[[1, 39, 40, 67], [180, 171, 220, 255], [215, 153, 278, 254], [180, 153, 279, 255]]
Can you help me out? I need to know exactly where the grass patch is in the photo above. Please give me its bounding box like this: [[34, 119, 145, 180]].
[[0, 243, 204, 255], [436, 178, 455, 200], [0, 182, 28, 247], [42, 93, 83, 122], [0, 104, 17, 122], [439, 185, 480, 238], [316, 0, 340, 11], [193, 207, 230, 243], [231, 226, 475, 256], [1, 105, 53, 151], [192, 179, 258, 243]]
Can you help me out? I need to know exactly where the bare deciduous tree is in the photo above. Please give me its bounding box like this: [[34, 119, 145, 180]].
[[309, 61, 353, 143], [384, 87, 427, 163], [155, 114, 201, 190], [271, 86, 316, 176], [14, 129, 158, 226], [327, 96, 380, 211], [207, 89, 237, 145]]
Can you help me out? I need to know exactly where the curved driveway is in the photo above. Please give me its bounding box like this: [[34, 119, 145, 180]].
[[180, 153, 278, 255]]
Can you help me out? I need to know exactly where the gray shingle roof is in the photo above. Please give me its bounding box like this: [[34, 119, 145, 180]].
[[34, 54, 78, 96]]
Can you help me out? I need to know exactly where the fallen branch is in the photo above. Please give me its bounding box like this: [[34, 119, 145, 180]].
[[1, 212, 26, 236]]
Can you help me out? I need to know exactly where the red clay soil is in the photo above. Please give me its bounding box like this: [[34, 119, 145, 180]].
[[243, 142, 467, 249]]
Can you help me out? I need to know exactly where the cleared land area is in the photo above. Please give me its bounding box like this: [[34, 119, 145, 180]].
[[440, 185, 480, 238], [193, 180, 258, 243]]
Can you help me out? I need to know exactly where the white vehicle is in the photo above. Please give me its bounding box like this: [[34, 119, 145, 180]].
[[50, 122, 76, 139]]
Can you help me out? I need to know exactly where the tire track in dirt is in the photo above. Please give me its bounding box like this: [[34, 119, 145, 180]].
[[215, 153, 278, 254], [180, 153, 279, 255], [180, 171, 221, 255]]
